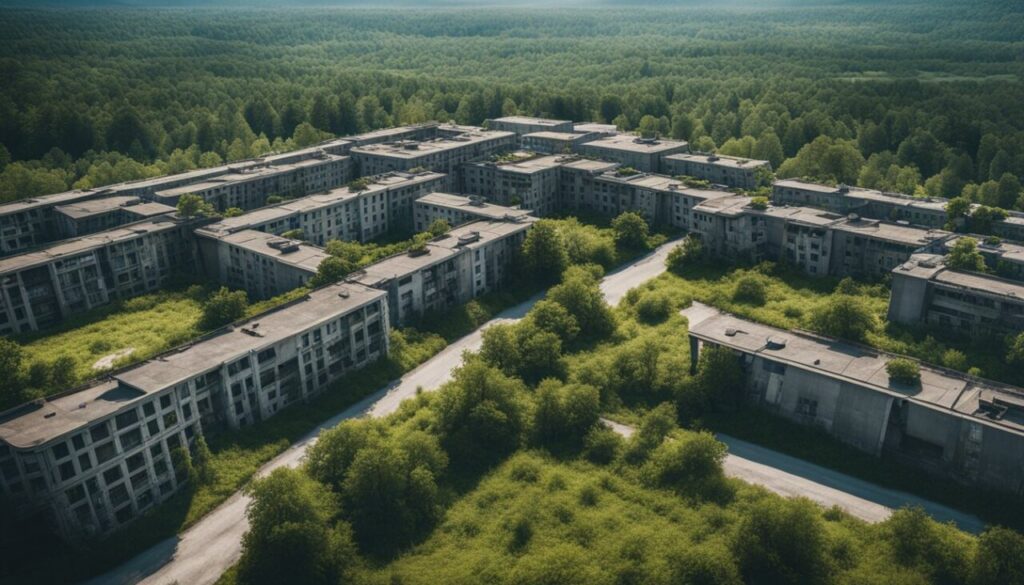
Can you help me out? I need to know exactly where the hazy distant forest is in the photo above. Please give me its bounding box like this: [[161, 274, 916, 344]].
[[1, 1, 1023, 208]]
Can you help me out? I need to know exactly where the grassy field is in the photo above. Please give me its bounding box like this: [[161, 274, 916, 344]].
[[20, 291, 205, 381]]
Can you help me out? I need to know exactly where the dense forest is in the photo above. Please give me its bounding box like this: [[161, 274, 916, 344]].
[[1, 1, 1023, 207]]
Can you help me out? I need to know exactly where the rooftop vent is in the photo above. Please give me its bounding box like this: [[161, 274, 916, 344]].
[[468, 195, 486, 207], [725, 328, 738, 337], [847, 213, 859, 221], [838, 184, 851, 193], [338, 289, 350, 299], [44, 412, 56, 419], [766, 336, 788, 350], [268, 239, 300, 253], [241, 326, 264, 338], [707, 154, 720, 162], [633, 137, 659, 145], [458, 231, 482, 246], [401, 142, 420, 150]]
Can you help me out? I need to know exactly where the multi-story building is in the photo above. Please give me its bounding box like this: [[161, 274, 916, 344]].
[[556, 158, 622, 213], [54, 197, 176, 238], [0, 216, 196, 335], [572, 122, 619, 137], [888, 253, 1024, 337], [199, 171, 446, 246], [486, 116, 574, 141], [521, 131, 597, 155], [0, 281, 388, 539], [352, 219, 534, 326], [461, 153, 566, 216], [413, 193, 532, 232], [350, 126, 515, 183], [196, 230, 329, 300], [577, 134, 689, 173], [772, 179, 949, 228], [691, 195, 768, 263], [939, 235, 1024, 282], [687, 306, 1024, 494], [831, 218, 950, 279], [663, 153, 771, 190], [152, 153, 351, 212]]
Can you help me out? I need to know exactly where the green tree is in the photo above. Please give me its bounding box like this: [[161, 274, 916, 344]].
[[237, 468, 355, 585], [305, 419, 380, 491], [192, 435, 215, 485], [733, 497, 830, 585], [776, 136, 865, 184], [176, 193, 217, 219], [532, 380, 601, 449], [666, 235, 703, 272], [944, 196, 972, 231], [434, 359, 530, 468], [0, 339, 27, 408], [634, 290, 673, 324], [972, 526, 1024, 585], [681, 345, 744, 416], [525, 299, 580, 344], [641, 430, 729, 501], [611, 211, 650, 249], [200, 287, 249, 329], [49, 356, 76, 391], [945, 237, 986, 272], [309, 256, 354, 288], [547, 266, 616, 340], [886, 358, 920, 386], [732, 274, 768, 305], [883, 507, 973, 585], [427, 219, 450, 237], [623, 402, 678, 464], [520, 220, 568, 284], [809, 295, 877, 342]]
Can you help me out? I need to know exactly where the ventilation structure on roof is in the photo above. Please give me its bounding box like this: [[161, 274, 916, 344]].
[[766, 336, 788, 350]]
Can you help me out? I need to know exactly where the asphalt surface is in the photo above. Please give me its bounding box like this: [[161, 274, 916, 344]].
[[82, 238, 983, 585]]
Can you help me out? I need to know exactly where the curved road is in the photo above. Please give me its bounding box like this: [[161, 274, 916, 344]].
[[82, 239, 983, 585]]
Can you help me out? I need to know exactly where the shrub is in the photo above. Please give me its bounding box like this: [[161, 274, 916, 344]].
[[886, 358, 920, 385], [748, 196, 769, 210], [635, 291, 673, 323], [733, 497, 830, 585], [732, 274, 768, 306], [666, 236, 703, 272], [582, 426, 623, 465], [808, 295, 877, 342], [200, 287, 249, 329]]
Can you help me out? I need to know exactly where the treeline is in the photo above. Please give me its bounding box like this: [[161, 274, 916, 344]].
[[1, 4, 1023, 205]]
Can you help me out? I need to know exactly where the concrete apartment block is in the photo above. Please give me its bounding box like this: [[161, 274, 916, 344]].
[[54, 197, 176, 238], [462, 153, 567, 216], [577, 134, 689, 173], [196, 229, 329, 300], [0, 215, 197, 335], [153, 153, 351, 212], [350, 126, 516, 183], [0, 282, 388, 539], [663, 152, 771, 190], [888, 253, 1024, 337], [689, 308, 1024, 494], [352, 219, 534, 327], [413, 192, 532, 232], [772, 179, 949, 228], [200, 171, 447, 246], [486, 116, 574, 141]]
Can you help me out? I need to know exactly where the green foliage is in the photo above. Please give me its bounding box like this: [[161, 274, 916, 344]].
[[237, 468, 355, 585], [634, 290, 673, 324], [733, 496, 831, 585], [176, 193, 218, 218], [882, 507, 973, 585], [777, 136, 865, 185], [434, 359, 530, 469], [886, 358, 921, 386], [666, 236, 703, 272], [555, 218, 618, 268], [946, 237, 987, 272], [524, 299, 580, 344], [427, 219, 450, 237], [193, 435, 216, 485], [547, 265, 616, 340], [610, 211, 650, 249], [480, 322, 565, 384], [520, 220, 569, 284], [347, 176, 374, 191], [280, 228, 304, 240], [640, 430, 730, 501], [809, 294, 877, 342], [732, 274, 769, 306], [681, 345, 745, 417], [748, 196, 769, 210], [200, 287, 249, 329], [531, 380, 601, 450], [972, 526, 1024, 585]]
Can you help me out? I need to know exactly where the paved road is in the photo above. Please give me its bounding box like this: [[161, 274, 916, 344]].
[[85, 238, 983, 585], [83, 240, 682, 585], [602, 418, 983, 531]]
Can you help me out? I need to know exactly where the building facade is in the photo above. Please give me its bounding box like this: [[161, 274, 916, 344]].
[[0, 216, 197, 335], [196, 229, 329, 300], [350, 126, 515, 182], [0, 282, 388, 540], [663, 153, 771, 190], [413, 192, 532, 232], [461, 154, 566, 216], [577, 135, 689, 173], [688, 306, 1024, 495]]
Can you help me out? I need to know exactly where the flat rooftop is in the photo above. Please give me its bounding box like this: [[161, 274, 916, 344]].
[[557, 158, 619, 173], [431, 218, 535, 253], [490, 116, 571, 127], [523, 131, 588, 141], [834, 218, 949, 246], [760, 206, 845, 227], [581, 134, 689, 154], [895, 253, 1024, 301], [693, 195, 754, 217], [573, 123, 618, 134], [210, 230, 329, 273], [154, 155, 347, 199], [773, 179, 948, 213], [124, 202, 177, 218], [666, 152, 770, 169], [350, 129, 514, 160], [0, 216, 185, 274], [0, 281, 385, 448], [0, 188, 113, 218], [353, 243, 460, 287], [687, 306, 1024, 437], [415, 192, 532, 222], [54, 196, 142, 219], [475, 153, 568, 174], [346, 123, 440, 145]]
